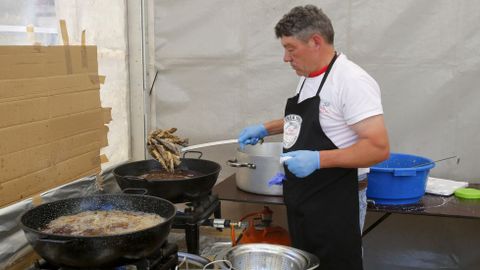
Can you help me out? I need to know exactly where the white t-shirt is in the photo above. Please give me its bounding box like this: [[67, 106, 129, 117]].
[[294, 53, 383, 177]]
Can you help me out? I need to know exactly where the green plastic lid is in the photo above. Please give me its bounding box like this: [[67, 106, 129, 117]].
[[454, 188, 480, 199]]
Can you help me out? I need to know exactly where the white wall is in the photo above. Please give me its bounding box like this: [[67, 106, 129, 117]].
[[152, 0, 480, 181]]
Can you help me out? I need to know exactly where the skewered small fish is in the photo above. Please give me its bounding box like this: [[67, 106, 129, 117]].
[[147, 128, 188, 172]]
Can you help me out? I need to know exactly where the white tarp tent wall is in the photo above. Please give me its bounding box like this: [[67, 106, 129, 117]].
[[152, 0, 480, 269], [55, 0, 130, 169]]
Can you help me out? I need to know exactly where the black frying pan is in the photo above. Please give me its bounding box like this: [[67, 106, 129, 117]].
[[113, 158, 221, 203], [20, 194, 176, 268]]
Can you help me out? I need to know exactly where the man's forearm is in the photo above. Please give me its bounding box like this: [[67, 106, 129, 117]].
[[264, 119, 284, 135], [320, 138, 390, 169], [320, 115, 390, 168]]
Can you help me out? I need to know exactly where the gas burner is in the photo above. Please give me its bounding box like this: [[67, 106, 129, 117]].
[[29, 242, 178, 270], [183, 194, 220, 214], [173, 194, 221, 254]]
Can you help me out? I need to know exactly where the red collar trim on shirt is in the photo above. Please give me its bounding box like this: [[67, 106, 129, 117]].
[[307, 65, 329, 77]]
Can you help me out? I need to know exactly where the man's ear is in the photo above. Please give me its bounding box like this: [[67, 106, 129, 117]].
[[310, 34, 325, 48]]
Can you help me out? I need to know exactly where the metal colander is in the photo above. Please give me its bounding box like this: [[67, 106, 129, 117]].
[[220, 243, 319, 270]]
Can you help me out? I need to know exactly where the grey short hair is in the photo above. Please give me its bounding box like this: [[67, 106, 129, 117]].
[[275, 5, 334, 44]]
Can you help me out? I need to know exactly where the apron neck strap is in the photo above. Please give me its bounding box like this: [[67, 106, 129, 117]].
[[315, 52, 338, 96], [298, 52, 338, 96]]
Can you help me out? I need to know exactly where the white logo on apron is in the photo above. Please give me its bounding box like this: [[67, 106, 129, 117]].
[[283, 114, 302, 149]]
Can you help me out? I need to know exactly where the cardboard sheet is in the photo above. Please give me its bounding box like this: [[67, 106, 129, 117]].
[[0, 45, 110, 207]]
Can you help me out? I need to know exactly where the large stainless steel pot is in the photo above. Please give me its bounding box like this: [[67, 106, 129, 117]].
[[227, 142, 283, 196]]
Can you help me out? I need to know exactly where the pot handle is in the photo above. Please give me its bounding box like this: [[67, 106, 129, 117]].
[[122, 188, 149, 195], [123, 175, 149, 182], [227, 159, 256, 169], [37, 238, 75, 245], [183, 150, 203, 159]]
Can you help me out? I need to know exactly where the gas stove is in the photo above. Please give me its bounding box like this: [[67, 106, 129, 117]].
[[28, 194, 221, 269], [172, 194, 221, 254], [28, 242, 178, 270]]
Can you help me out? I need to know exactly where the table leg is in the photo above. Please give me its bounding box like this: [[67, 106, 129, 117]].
[[362, 213, 392, 237]]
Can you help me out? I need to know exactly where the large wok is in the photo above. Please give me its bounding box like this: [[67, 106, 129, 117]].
[[20, 194, 176, 268], [113, 158, 221, 203]]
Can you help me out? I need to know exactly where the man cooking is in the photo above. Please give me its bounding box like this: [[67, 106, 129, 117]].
[[237, 5, 390, 270]]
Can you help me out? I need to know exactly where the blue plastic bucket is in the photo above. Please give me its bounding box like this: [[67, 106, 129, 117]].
[[367, 153, 435, 205]]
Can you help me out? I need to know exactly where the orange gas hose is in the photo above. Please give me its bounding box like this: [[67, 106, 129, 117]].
[[239, 212, 259, 222], [230, 223, 236, 246]]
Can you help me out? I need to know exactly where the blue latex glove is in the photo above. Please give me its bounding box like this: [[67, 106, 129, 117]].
[[281, 150, 321, 178], [268, 172, 286, 186], [238, 124, 269, 149]]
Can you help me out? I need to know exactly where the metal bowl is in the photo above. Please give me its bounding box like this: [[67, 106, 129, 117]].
[[219, 243, 319, 270]]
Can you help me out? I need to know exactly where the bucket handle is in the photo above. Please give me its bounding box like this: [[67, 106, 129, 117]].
[[393, 169, 417, 176]]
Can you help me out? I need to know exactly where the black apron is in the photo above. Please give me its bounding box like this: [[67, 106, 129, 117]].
[[283, 53, 363, 270]]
